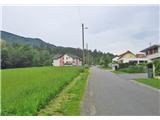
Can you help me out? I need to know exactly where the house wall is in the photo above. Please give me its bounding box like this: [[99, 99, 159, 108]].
[[122, 58, 149, 63], [64, 54, 73, 65], [118, 53, 136, 63], [53, 54, 82, 66], [77, 59, 82, 66], [59, 56, 64, 66], [121, 53, 136, 59], [146, 47, 160, 60], [52, 56, 64, 66], [112, 57, 119, 62], [53, 59, 60, 66]]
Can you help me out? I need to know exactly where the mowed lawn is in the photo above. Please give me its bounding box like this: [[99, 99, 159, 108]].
[[134, 78, 160, 89], [1, 66, 82, 115]]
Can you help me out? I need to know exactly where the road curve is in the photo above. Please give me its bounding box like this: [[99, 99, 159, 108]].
[[81, 66, 160, 116]]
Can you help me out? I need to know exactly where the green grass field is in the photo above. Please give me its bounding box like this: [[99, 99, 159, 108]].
[[134, 78, 160, 89], [38, 69, 89, 116], [1, 66, 82, 115]]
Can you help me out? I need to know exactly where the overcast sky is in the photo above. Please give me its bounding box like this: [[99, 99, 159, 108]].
[[1, 6, 159, 54]]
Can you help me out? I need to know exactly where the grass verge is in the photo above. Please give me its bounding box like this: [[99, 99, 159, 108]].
[[37, 69, 89, 116], [134, 78, 160, 89]]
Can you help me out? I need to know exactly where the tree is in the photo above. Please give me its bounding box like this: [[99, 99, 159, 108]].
[[1, 48, 10, 68]]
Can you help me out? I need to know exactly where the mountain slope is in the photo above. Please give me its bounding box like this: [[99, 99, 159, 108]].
[[1, 31, 56, 49], [1, 30, 115, 66]]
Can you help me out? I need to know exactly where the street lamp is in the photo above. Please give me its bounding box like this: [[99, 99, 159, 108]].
[[82, 23, 88, 66]]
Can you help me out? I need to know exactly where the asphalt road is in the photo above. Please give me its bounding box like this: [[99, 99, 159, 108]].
[[81, 67, 160, 116]]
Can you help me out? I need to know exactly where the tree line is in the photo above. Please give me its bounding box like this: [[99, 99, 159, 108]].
[[1, 40, 52, 69], [1, 40, 115, 69]]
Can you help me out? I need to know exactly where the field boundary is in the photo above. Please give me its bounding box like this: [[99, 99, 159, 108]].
[[37, 70, 88, 116]]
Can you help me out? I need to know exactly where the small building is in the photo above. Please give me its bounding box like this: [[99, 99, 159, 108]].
[[52, 54, 82, 66], [112, 50, 148, 64], [140, 44, 160, 60], [112, 63, 119, 71]]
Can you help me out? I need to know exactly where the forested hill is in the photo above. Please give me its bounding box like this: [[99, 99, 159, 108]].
[[1, 31, 56, 49], [1, 30, 115, 69]]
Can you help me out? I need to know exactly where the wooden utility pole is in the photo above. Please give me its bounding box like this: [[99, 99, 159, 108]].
[[86, 43, 89, 65], [82, 23, 85, 66], [81, 23, 88, 66]]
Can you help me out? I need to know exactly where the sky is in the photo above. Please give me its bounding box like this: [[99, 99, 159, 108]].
[[1, 6, 159, 55]]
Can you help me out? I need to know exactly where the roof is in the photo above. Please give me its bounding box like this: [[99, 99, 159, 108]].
[[53, 54, 64, 59], [118, 50, 135, 59], [140, 44, 160, 52], [67, 54, 82, 60], [136, 53, 145, 58], [53, 54, 81, 60]]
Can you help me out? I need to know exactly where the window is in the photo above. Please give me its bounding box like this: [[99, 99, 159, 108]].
[[153, 47, 158, 53]]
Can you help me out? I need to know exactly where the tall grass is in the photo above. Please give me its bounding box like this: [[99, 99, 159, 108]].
[[1, 66, 81, 115]]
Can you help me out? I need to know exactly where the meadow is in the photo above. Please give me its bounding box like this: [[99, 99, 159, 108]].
[[1, 66, 82, 115]]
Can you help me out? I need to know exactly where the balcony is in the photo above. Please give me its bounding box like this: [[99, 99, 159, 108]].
[[146, 52, 160, 60]]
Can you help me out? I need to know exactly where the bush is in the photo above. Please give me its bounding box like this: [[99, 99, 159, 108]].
[[118, 65, 146, 73], [119, 62, 136, 69], [79, 67, 85, 73], [153, 60, 160, 76]]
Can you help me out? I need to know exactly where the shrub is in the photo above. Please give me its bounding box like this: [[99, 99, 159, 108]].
[[119, 62, 136, 69], [118, 65, 146, 73], [79, 67, 85, 73], [153, 60, 160, 76]]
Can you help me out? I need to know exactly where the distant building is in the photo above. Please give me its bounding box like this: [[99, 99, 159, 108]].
[[140, 44, 160, 60], [52, 54, 82, 66], [112, 50, 148, 64]]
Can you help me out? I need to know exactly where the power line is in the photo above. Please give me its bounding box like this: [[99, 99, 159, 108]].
[[77, 6, 83, 24]]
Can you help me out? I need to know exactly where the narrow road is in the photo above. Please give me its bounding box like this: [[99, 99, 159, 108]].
[[81, 67, 160, 116]]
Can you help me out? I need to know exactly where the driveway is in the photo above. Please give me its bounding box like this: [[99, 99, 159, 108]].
[[81, 67, 160, 116]]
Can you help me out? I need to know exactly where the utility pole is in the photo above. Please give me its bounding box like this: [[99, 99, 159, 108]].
[[86, 43, 89, 65], [82, 23, 85, 66], [81, 23, 88, 66]]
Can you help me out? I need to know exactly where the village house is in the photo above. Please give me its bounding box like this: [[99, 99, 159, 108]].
[[112, 50, 148, 64], [52, 54, 82, 66], [140, 44, 160, 60], [140, 44, 160, 79]]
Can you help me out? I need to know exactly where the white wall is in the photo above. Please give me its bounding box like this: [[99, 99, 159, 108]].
[[112, 57, 119, 62], [77, 59, 82, 66], [64, 54, 73, 64], [146, 47, 160, 60], [52, 59, 60, 66], [122, 58, 149, 63], [52, 54, 82, 66]]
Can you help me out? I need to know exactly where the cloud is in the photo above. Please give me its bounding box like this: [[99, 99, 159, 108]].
[[2, 6, 159, 54]]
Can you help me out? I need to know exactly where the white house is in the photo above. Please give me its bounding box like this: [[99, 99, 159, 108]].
[[112, 50, 148, 64], [52, 54, 82, 66], [140, 44, 160, 60]]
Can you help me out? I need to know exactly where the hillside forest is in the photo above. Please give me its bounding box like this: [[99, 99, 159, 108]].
[[0, 31, 115, 69]]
